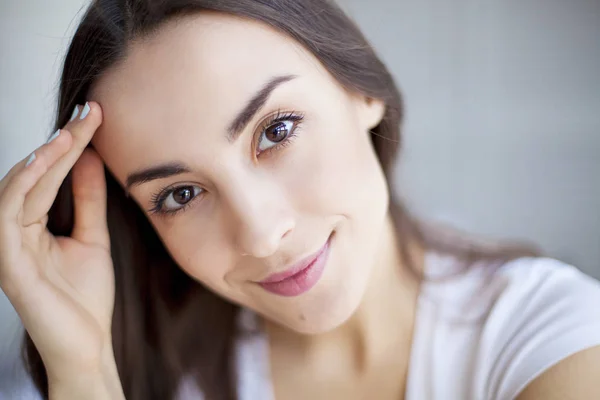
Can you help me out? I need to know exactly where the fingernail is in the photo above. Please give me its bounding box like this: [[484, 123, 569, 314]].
[[47, 129, 61, 144], [69, 105, 80, 121], [26, 153, 36, 167], [79, 102, 90, 120]]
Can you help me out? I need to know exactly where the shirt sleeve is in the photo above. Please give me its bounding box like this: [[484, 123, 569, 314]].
[[477, 257, 600, 400]]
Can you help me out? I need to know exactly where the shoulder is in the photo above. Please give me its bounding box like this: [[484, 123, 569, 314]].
[[516, 343, 600, 400], [486, 256, 600, 323], [478, 257, 600, 399]]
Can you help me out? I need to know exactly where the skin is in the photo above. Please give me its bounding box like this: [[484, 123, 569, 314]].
[[0, 11, 598, 400], [90, 12, 421, 398], [517, 345, 600, 400], [92, 12, 406, 337]]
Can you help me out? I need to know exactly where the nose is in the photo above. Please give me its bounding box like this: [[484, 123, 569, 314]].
[[224, 175, 295, 259]]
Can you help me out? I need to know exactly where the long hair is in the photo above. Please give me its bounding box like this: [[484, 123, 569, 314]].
[[22, 1, 538, 399]]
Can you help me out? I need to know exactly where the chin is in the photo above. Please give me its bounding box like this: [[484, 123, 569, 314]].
[[270, 268, 371, 335], [260, 215, 385, 335]]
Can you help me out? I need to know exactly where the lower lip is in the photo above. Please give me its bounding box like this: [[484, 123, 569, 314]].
[[258, 236, 332, 297]]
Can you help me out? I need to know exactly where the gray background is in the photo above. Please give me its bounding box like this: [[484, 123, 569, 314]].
[[1, 0, 599, 396]]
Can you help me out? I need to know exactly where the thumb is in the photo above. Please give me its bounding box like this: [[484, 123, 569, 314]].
[[71, 148, 110, 249]]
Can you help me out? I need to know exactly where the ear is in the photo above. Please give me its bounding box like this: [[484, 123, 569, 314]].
[[357, 96, 386, 132]]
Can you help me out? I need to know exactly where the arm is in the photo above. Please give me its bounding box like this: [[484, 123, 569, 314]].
[[48, 343, 125, 400], [477, 258, 600, 400], [516, 345, 600, 400]]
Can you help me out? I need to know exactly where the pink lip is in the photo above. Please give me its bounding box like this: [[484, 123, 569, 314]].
[[258, 234, 332, 297]]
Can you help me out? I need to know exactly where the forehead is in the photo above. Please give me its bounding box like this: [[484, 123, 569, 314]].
[[97, 11, 322, 101], [90, 12, 330, 180]]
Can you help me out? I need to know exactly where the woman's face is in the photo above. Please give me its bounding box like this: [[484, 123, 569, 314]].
[[92, 12, 389, 334]]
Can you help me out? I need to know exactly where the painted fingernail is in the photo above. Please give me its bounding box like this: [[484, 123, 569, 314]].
[[26, 153, 36, 167], [79, 102, 90, 120], [46, 129, 61, 144], [69, 105, 80, 121]]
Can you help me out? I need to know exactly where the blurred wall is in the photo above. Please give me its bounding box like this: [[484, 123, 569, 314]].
[[1, 0, 599, 395], [1, 1, 91, 395], [339, 0, 599, 274]]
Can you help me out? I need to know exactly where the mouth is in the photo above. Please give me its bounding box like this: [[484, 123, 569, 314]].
[[257, 232, 333, 297]]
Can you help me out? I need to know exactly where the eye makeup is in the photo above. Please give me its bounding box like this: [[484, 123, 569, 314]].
[[147, 109, 305, 216]]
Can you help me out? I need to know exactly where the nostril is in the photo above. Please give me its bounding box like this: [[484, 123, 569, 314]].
[[282, 227, 293, 239]]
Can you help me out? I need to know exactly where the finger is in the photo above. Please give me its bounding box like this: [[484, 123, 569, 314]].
[[0, 158, 27, 194], [0, 131, 64, 194], [0, 132, 73, 228], [23, 102, 103, 226], [0, 108, 84, 192], [0, 103, 93, 198], [71, 148, 110, 249]]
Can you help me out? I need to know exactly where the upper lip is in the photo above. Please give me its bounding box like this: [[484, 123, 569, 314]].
[[258, 238, 329, 284]]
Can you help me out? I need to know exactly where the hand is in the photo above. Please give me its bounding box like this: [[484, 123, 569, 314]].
[[0, 102, 117, 383]]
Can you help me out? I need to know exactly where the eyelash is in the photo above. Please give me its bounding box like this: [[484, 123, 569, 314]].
[[147, 184, 199, 217], [255, 109, 304, 157], [148, 109, 304, 217]]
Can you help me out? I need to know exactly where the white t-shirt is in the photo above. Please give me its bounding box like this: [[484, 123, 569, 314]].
[[5, 254, 600, 399], [177, 253, 600, 400], [404, 253, 600, 400]]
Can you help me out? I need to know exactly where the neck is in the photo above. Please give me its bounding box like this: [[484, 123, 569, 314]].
[[266, 212, 424, 378]]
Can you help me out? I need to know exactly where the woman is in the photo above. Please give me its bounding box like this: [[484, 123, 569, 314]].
[[1, 0, 599, 399]]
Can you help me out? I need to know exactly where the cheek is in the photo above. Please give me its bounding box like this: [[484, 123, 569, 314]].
[[153, 219, 235, 290], [283, 117, 386, 215]]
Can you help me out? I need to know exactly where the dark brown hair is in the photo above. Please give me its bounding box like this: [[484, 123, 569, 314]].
[[22, 1, 538, 399]]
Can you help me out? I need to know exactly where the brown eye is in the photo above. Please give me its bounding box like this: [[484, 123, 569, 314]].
[[161, 185, 203, 212], [257, 120, 294, 152], [265, 122, 288, 142], [173, 187, 194, 204]]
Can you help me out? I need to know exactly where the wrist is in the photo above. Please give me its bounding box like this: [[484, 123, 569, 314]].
[[47, 341, 124, 400]]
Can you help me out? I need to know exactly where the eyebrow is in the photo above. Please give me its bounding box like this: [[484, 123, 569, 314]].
[[126, 162, 190, 191], [125, 74, 297, 191], [226, 74, 297, 141]]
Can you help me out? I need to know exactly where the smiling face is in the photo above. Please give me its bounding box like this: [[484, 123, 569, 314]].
[[91, 12, 389, 334]]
